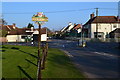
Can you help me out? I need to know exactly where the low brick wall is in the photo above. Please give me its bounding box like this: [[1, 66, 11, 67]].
[[0, 37, 7, 42]]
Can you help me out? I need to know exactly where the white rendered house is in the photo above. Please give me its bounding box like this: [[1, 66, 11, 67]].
[[84, 13, 120, 39]]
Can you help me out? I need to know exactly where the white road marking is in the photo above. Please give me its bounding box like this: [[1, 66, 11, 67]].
[[93, 52, 116, 58]]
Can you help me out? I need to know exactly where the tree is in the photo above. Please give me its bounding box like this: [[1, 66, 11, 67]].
[[27, 23, 34, 28], [0, 30, 8, 37], [0, 18, 7, 25], [0, 19, 8, 37]]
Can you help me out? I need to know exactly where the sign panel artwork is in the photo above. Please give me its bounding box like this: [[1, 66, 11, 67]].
[[32, 12, 48, 22]]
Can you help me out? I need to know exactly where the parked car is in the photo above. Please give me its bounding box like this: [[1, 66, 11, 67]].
[[78, 39, 86, 47]]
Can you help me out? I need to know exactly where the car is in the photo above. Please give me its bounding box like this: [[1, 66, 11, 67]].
[[78, 39, 86, 47]]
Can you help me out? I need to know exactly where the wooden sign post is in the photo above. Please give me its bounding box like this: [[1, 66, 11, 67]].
[[32, 12, 48, 80]]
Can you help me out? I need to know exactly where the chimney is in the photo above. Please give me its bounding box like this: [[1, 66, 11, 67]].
[[117, 16, 119, 22], [68, 22, 72, 25], [13, 23, 16, 29], [74, 23, 76, 26], [13, 23, 16, 27], [90, 13, 94, 19], [31, 27, 34, 31]]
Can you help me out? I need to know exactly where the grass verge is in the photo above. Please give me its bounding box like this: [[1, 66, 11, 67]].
[[2, 45, 85, 79]]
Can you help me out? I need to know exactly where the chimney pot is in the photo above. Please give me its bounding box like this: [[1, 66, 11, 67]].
[[90, 13, 94, 19], [13, 23, 16, 26], [68, 22, 72, 25], [117, 16, 119, 22], [13, 23, 16, 29]]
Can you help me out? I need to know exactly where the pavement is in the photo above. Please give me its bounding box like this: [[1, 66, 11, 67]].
[[48, 39, 120, 78]]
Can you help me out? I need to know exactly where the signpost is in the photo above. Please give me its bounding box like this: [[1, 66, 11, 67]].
[[32, 12, 48, 80]]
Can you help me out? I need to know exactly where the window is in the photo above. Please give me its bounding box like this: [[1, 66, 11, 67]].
[[98, 35, 102, 37], [94, 32, 103, 38], [113, 24, 117, 28], [21, 36, 27, 39]]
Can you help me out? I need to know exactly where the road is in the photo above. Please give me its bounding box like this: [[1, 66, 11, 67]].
[[48, 39, 120, 78]]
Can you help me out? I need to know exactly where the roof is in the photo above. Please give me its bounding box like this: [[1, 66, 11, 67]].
[[1, 24, 47, 35], [41, 28, 47, 34], [64, 25, 71, 31], [60, 27, 67, 32], [74, 24, 82, 29], [84, 16, 120, 26], [0, 25, 18, 31], [110, 28, 120, 33], [36, 27, 47, 34], [8, 29, 33, 35], [9, 28, 47, 35]]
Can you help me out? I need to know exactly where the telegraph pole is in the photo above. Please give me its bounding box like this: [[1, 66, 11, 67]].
[[95, 8, 98, 38], [118, 2, 120, 47]]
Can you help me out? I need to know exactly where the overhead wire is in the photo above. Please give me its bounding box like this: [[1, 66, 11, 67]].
[[1, 8, 118, 14]]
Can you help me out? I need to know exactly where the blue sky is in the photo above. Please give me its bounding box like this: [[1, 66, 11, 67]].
[[1, 0, 120, 2], [2, 2, 119, 30]]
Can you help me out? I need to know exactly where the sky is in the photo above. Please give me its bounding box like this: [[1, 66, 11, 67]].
[[1, 0, 120, 2], [2, 2, 119, 30]]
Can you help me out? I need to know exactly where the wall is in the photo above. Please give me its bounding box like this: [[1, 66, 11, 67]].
[[84, 24, 91, 38], [90, 23, 120, 38], [67, 25, 74, 31], [41, 34, 47, 41], [0, 37, 7, 42], [33, 30, 47, 41], [6, 35, 25, 42]]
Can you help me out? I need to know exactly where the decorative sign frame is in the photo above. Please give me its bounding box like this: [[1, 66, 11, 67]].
[[32, 12, 48, 22]]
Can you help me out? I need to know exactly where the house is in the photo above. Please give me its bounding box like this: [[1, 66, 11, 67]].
[[60, 22, 83, 38], [109, 28, 120, 38], [32, 27, 48, 42], [1, 24, 34, 42], [1, 24, 48, 42], [65, 22, 74, 32], [83, 13, 120, 39], [7, 28, 33, 42], [1, 23, 18, 32], [0, 23, 22, 42], [69, 24, 82, 37], [60, 26, 67, 33], [60, 22, 77, 37]]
